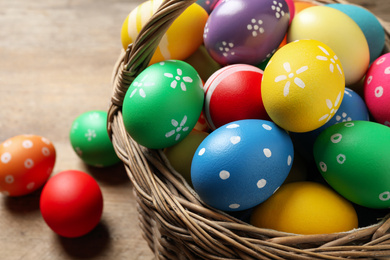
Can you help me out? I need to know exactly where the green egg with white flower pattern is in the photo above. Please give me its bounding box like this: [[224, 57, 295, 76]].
[[70, 110, 120, 167], [123, 60, 204, 149], [314, 120, 390, 209]]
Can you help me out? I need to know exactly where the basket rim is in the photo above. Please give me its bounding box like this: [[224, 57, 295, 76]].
[[107, 0, 390, 259]]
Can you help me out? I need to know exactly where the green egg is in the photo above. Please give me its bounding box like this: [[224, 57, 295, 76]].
[[122, 60, 204, 149], [314, 120, 390, 209], [70, 110, 120, 167]]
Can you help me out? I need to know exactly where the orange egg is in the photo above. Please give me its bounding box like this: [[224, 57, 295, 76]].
[[0, 135, 56, 196], [293, 0, 318, 14]]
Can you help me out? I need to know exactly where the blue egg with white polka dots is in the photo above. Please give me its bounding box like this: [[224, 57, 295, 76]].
[[191, 119, 294, 211]]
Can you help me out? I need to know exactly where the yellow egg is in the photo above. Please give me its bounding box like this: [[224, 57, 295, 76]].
[[163, 130, 209, 186], [261, 39, 345, 132], [250, 182, 358, 235], [121, 0, 208, 65], [287, 6, 369, 86]]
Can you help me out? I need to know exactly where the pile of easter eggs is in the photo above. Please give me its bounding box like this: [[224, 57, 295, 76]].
[[119, 0, 390, 235], [0, 110, 120, 238]]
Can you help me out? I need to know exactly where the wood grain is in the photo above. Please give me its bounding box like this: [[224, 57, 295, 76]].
[[0, 0, 388, 259]]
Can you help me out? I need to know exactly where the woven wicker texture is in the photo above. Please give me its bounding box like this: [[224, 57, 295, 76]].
[[108, 0, 390, 259]]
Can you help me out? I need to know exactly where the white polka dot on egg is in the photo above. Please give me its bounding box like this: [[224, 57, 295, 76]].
[[26, 182, 35, 190], [41, 137, 51, 145], [24, 159, 34, 169], [42, 147, 51, 156], [22, 140, 33, 149], [336, 154, 346, 164], [331, 133, 343, 144], [219, 170, 230, 180], [226, 124, 240, 129], [262, 124, 272, 130], [287, 155, 292, 166], [257, 179, 267, 189], [230, 136, 241, 145], [229, 204, 240, 209], [263, 148, 272, 158], [198, 148, 206, 156], [5, 175, 14, 184], [1, 152, 12, 164], [379, 191, 390, 201], [319, 162, 327, 172]]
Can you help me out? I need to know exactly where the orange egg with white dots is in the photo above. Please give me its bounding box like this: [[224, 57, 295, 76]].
[[0, 135, 56, 196]]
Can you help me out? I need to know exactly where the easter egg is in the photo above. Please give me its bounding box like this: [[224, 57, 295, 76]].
[[327, 3, 385, 63], [196, 0, 220, 14], [203, 0, 290, 66], [284, 0, 295, 24], [250, 182, 358, 234], [0, 135, 56, 196], [204, 64, 268, 130], [314, 121, 390, 208], [164, 130, 209, 186], [191, 120, 294, 211], [194, 111, 210, 132], [123, 60, 204, 149], [261, 39, 345, 133], [121, 0, 208, 65], [290, 87, 370, 160], [70, 110, 120, 167], [293, 0, 318, 14], [40, 170, 103, 238], [287, 6, 369, 86], [364, 53, 390, 126]]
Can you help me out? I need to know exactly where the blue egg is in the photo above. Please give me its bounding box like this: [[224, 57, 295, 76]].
[[191, 119, 294, 211], [327, 3, 385, 63], [291, 88, 370, 161]]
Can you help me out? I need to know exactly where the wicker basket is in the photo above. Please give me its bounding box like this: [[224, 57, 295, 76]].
[[108, 0, 390, 259]]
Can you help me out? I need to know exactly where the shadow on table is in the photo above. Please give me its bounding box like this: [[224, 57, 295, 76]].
[[82, 161, 131, 186], [57, 220, 111, 258], [3, 187, 42, 213]]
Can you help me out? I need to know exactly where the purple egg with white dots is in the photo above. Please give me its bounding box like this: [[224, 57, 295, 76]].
[[203, 0, 290, 66], [191, 119, 294, 211]]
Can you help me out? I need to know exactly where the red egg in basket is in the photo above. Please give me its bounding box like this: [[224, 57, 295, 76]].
[[203, 64, 269, 130], [364, 53, 390, 126]]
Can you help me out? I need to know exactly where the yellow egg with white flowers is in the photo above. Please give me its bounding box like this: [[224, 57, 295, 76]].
[[121, 0, 208, 65], [261, 39, 345, 133]]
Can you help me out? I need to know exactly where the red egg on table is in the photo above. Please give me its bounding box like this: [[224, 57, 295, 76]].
[[364, 53, 390, 126], [0, 135, 56, 196], [204, 64, 269, 130], [40, 170, 103, 238]]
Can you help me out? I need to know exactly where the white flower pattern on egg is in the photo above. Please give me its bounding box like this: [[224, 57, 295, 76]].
[[316, 46, 343, 75], [130, 75, 155, 98], [271, 0, 285, 19], [247, 18, 264, 37], [318, 92, 342, 123], [219, 41, 235, 57], [335, 112, 352, 123], [275, 62, 308, 97], [165, 115, 189, 141], [85, 129, 96, 141], [164, 69, 193, 91]]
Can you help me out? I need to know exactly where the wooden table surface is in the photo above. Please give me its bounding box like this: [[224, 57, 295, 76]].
[[0, 0, 389, 259]]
